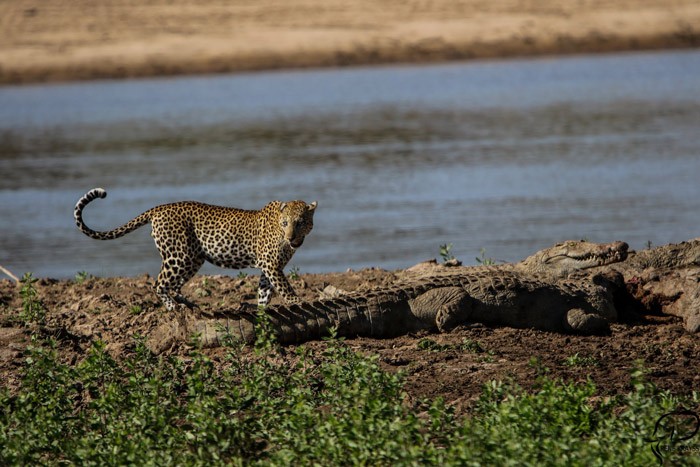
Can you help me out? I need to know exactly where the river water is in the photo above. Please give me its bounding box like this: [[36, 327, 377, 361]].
[[1, 50, 699, 279]]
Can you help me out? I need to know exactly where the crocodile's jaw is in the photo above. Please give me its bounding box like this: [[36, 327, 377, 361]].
[[521, 240, 629, 276], [545, 240, 628, 267]]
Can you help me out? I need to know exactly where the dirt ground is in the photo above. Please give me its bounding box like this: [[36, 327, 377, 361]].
[[1, 0, 700, 85], [1, 266, 698, 414]]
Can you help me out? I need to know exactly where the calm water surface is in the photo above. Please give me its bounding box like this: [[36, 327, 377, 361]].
[[1, 50, 699, 278]]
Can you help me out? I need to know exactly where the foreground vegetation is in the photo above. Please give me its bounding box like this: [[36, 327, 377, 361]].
[[1, 315, 699, 466]]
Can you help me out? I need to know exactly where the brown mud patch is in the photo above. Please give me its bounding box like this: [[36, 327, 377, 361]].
[[1, 1, 700, 85], [2, 269, 698, 414]]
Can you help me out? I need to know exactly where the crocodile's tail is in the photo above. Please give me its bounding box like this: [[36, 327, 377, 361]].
[[74, 188, 151, 240]]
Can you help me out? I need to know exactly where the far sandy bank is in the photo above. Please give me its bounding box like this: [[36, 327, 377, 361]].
[[1, 0, 699, 85]]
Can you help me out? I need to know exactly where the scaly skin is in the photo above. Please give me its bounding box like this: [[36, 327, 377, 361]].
[[619, 238, 700, 271], [514, 239, 629, 277], [190, 270, 621, 346], [187, 240, 629, 347]]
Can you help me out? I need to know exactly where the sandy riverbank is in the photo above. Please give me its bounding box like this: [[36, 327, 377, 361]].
[[1, 0, 699, 85]]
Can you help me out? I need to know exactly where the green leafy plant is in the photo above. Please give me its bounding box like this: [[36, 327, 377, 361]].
[[195, 277, 213, 298], [475, 248, 496, 265], [417, 337, 489, 355], [417, 337, 446, 351], [459, 338, 487, 354], [289, 266, 301, 281], [528, 356, 551, 377], [1, 334, 698, 466], [18, 273, 46, 325], [563, 352, 600, 368], [74, 271, 93, 284], [439, 243, 455, 263]]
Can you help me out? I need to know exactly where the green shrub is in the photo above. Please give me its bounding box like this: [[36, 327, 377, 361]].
[[417, 337, 488, 354], [443, 368, 699, 466], [18, 273, 45, 325], [562, 352, 600, 368], [1, 327, 698, 466], [475, 248, 496, 266], [439, 243, 455, 263], [288, 266, 301, 281], [74, 271, 93, 284]]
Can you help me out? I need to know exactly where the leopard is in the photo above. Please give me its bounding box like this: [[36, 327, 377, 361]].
[[74, 188, 317, 311]]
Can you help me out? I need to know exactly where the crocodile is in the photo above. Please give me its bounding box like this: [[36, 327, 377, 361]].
[[151, 239, 629, 349]]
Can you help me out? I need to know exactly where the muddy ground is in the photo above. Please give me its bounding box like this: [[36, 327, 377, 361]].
[[1, 266, 698, 414]]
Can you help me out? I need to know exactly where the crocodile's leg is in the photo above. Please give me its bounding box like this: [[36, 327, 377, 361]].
[[408, 287, 474, 332], [565, 309, 611, 334], [686, 292, 700, 333]]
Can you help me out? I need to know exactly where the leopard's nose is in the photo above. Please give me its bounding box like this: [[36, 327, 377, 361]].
[[290, 238, 304, 248]]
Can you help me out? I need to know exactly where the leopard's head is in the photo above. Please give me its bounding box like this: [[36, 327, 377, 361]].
[[279, 200, 317, 249]]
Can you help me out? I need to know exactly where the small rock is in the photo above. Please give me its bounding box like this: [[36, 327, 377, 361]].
[[406, 259, 439, 272], [319, 285, 348, 299]]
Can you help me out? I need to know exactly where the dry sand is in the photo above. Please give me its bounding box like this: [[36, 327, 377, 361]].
[[1, 0, 699, 85]]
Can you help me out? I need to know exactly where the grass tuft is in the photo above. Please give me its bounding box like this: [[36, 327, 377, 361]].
[[18, 273, 45, 325]]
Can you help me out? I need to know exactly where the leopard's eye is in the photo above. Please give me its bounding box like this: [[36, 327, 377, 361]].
[[281, 220, 288, 227]]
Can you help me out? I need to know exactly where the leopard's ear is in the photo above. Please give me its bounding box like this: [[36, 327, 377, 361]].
[[279, 202, 287, 212], [307, 201, 317, 211]]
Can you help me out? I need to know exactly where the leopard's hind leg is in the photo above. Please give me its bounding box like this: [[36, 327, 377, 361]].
[[258, 273, 273, 307], [152, 221, 204, 311]]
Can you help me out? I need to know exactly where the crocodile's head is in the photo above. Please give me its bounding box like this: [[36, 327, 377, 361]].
[[518, 240, 629, 277]]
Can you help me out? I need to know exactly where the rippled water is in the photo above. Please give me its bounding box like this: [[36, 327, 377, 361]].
[[1, 50, 699, 279]]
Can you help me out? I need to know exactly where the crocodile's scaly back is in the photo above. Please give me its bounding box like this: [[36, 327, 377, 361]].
[[188, 240, 632, 347], [624, 238, 700, 270], [192, 268, 620, 347]]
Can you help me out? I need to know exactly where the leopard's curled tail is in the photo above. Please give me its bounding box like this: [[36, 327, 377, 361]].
[[74, 188, 151, 240]]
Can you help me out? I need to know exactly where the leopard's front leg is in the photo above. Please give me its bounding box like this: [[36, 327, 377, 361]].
[[258, 268, 301, 307]]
